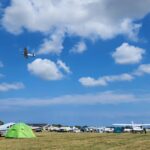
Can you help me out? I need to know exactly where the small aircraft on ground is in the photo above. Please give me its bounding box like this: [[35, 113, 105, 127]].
[[0, 122, 15, 136], [30, 126, 43, 132], [23, 48, 35, 58], [113, 121, 150, 133]]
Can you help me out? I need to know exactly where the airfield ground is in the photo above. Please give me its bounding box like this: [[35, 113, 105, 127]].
[[0, 132, 150, 150]]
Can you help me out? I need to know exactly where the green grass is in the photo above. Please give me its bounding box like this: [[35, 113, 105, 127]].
[[0, 132, 150, 150]]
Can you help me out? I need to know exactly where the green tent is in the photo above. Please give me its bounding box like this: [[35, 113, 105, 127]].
[[5, 123, 36, 138]]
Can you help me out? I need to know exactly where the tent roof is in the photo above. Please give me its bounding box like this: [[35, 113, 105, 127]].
[[5, 122, 36, 138]]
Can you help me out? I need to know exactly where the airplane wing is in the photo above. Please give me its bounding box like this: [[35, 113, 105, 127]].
[[113, 123, 150, 126], [112, 124, 133, 126], [0, 122, 15, 130], [30, 126, 41, 130], [138, 124, 150, 126]]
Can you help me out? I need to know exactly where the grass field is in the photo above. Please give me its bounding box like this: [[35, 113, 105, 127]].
[[0, 132, 150, 150]]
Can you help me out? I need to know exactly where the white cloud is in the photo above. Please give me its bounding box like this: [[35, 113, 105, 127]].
[[79, 63, 150, 87], [28, 58, 71, 80], [134, 64, 150, 76], [79, 73, 133, 87], [28, 58, 63, 80], [57, 60, 71, 74], [79, 77, 107, 87], [112, 43, 145, 64], [70, 41, 87, 54], [0, 82, 24, 92], [120, 19, 141, 41], [37, 30, 64, 55], [102, 73, 134, 84], [0, 91, 137, 108], [2, 0, 150, 40]]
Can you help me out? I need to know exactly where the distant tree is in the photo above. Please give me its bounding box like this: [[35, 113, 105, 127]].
[[52, 124, 62, 127], [75, 126, 81, 129], [0, 120, 4, 125], [82, 125, 88, 128]]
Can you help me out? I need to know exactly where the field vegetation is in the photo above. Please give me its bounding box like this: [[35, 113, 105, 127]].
[[0, 132, 150, 150]]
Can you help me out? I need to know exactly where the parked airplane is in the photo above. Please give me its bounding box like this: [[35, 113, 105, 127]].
[[0, 122, 15, 136], [59, 126, 73, 132], [30, 126, 43, 132], [103, 127, 114, 133], [23, 48, 35, 58], [113, 121, 150, 133]]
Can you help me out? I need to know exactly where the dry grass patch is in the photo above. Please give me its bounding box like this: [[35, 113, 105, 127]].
[[0, 132, 150, 150]]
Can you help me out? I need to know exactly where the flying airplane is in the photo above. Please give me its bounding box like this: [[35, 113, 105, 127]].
[[23, 48, 35, 58], [0, 122, 15, 136], [113, 121, 150, 133]]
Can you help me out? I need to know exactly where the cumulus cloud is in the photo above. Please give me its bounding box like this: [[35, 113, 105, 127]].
[[70, 41, 87, 54], [120, 19, 141, 41], [79, 73, 133, 87], [0, 82, 24, 92], [79, 77, 107, 87], [134, 64, 150, 76], [112, 43, 145, 64], [57, 60, 71, 74], [79, 63, 150, 87], [28, 58, 63, 80], [2, 0, 150, 40], [37, 30, 64, 55], [28, 58, 71, 80]]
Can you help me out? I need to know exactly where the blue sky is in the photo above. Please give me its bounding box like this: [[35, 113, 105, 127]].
[[0, 0, 150, 126]]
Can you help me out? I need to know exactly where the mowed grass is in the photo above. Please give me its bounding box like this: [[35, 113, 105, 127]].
[[0, 132, 150, 150]]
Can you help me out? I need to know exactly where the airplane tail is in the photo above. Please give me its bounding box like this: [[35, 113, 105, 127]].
[[131, 121, 134, 127]]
